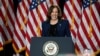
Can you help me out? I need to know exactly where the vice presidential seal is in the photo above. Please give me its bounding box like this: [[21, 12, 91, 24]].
[[43, 41, 59, 56]]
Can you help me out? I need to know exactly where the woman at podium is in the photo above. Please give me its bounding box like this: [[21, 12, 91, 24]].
[[42, 5, 71, 37]]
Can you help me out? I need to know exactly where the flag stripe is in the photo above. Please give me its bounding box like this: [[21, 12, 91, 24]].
[[2, 0, 14, 40], [13, 33, 21, 50], [28, 12, 38, 36], [30, 10, 39, 29], [17, 6, 25, 23], [82, 16, 97, 51], [84, 8, 100, 47], [70, 0, 81, 18], [37, 5, 47, 22], [77, 0, 81, 8], [90, 5, 100, 35], [36, 7, 44, 22], [8, 0, 14, 14], [86, 7, 100, 47], [27, 20, 37, 37], [33, 9, 42, 29], [22, 0, 29, 14], [40, 3, 48, 16], [7, 0, 15, 28], [30, 12, 39, 35], [0, 20, 8, 41], [67, 1, 80, 28], [37, 3, 48, 28], [0, 0, 16, 46], [64, 1, 78, 29], [78, 25, 93, 51], [91, 9, 100, 33], [77, 30, 87, 49], [16, 10, 26, 32], [26, 28, 32, 43], [14, 25, 24, 47], [16, 16, 26, 36], [7, 0, 15, 27], [0, 11, 12, 42], [76, 36, 84, 53]]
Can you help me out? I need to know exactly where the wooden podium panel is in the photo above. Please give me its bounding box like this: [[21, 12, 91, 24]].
[[30, 37, 75, 56]]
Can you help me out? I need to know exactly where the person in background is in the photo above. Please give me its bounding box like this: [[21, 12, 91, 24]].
[[42, 5, 71, 37]]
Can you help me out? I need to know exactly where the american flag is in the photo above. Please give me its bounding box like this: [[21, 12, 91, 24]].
[[13, 0, 31, 53], [0, 0, 15, 46], [26, 0, 47, 56], [46, 0, 59, 7], [63, 0, 82, 53], [76, 0, 100, 53]]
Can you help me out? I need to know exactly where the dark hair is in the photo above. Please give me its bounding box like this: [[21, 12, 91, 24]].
[[46, 5, 62, 22]]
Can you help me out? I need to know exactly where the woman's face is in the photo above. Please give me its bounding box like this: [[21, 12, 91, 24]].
[[50, 7, 58, 20]]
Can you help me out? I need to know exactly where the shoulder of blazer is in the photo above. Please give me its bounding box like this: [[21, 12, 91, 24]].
[[59, 19, 69, 25], [42, 21, 48, 25], [42, 21, 50, 27]]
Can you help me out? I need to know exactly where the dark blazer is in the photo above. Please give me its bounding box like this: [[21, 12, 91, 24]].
[[42, 19, 71, 37]]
